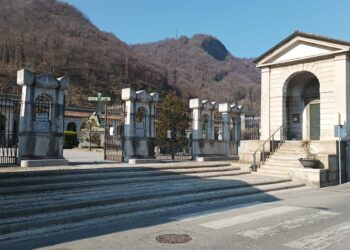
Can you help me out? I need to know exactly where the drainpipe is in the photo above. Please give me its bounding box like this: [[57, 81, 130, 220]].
[[338, 125, 342, 185]]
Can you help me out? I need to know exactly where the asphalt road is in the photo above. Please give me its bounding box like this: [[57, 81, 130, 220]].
[[2, 183, 350, 250]]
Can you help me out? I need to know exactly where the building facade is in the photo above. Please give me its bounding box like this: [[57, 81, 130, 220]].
[[255, 31, 350, 141]]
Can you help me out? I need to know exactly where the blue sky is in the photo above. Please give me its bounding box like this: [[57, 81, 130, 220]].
[[64, 0, 350, 58]]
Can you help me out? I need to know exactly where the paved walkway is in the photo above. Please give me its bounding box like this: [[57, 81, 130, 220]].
[[63, 148, 105, 163], [0, 149, 236, 173]]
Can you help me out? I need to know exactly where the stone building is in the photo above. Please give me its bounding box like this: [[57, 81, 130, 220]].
[[244, 31, 350, 186], [255, 31, 350, 141]]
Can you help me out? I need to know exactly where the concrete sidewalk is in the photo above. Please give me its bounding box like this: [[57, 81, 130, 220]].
[[322, 182, 350, 192]]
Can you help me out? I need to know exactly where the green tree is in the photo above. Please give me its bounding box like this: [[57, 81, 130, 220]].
[[156, 92, 191, 160]]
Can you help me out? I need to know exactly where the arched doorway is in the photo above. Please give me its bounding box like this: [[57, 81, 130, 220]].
[[66, 122, 77, 132], [283, 71, 320, 140]]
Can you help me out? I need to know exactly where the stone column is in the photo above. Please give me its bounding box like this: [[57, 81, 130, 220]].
[[231, 105, 243, 156], [17, 69, 69, 167], [218, 103, 232, 156], [189, 98, 217, 159], [218, 103, 243, 157], [122, 88, 158, 162], [260, 67, 270, 140], [189, 99, 202, 141]]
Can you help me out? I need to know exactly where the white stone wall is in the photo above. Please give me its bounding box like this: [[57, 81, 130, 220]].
[[261, 56, 348, 141]]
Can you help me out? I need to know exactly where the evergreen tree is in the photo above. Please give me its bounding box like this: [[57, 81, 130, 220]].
[[155, 92, 191, 159]]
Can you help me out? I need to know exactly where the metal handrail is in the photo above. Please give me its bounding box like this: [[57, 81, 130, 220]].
[[252, 124, 285, 171]]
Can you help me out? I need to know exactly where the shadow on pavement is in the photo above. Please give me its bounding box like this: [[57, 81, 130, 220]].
[[0, 164, 283, 249]]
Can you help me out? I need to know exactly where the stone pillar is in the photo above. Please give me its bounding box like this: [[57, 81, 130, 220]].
[[189, 98, 217, 158], [232, 105, 243, 156], [189, 99, 202, 141], [122, 88, 158, 162], [218, 103, 232, 156], [17, 69, 69, 167], [218, 103, 243, 156], [260, 67, 270, 140]]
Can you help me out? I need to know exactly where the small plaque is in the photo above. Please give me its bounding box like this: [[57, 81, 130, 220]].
[[34, 113, 49, 133], [136, 122, 145, 137], [136, 123, 144, 129]]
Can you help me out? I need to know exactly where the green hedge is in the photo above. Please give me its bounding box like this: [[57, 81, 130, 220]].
[[64, 131, 79, 148]]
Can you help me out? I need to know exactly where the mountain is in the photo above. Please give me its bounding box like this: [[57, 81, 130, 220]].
[[0, 0, 170, 106], [0, 0, 260, 113], [132, 35, 261, 112]]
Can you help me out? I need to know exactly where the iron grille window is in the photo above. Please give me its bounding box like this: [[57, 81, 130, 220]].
[[34, 94, 52, 122]]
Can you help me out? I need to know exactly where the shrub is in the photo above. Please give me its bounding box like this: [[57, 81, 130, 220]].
[[64, 131, 79, 148]]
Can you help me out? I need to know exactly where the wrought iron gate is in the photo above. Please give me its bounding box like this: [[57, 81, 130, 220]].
[[104, 103, 125, 162], [0, 90, 20, 166], [241, 115, 260, 140]]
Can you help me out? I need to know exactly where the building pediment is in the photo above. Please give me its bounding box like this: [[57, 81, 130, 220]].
[[255, 31, 350, 67]]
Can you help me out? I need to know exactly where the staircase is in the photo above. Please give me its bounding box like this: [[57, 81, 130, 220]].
[[0, 162, 306, 242], [257, 141, 304, 178]]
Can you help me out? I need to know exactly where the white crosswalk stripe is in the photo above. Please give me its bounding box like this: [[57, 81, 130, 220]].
[[171, 201, 263, 222], [237, 210, 339, 239], [200, 206, 302, 229], [284, 221, 350, 250]]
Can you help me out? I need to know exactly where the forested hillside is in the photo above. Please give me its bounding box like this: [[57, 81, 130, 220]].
[[0, 0, 170, 106], [0, 0, 260, 114]]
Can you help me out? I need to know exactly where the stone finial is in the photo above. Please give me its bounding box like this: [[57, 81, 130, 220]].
[[150, 92, 159, 102], [189, 98, 201, 109], [17, 68, 34, 86], [58, 76, 70, 90], [202, 100, 217, 110], [230, 103, 243, 113], [218, 103, 243, 113], [122, 88, 159, 102], [218, 103, 230, 112], [121, 88, 136, 101], [189, 98, 217, 110]]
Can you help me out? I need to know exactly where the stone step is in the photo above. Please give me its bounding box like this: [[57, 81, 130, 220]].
[[0, 179, 304, 240], [254, 172, 291, 179], [283, 141, 304, 145], [0, 178, 291, 219], [0, 171, 260, 210], [0, 169, 250, 196], [0, 185, 310, 242], [264, 162, 302, 169], [259, 165, 301, 171], [277, 149, 303, 153], [196, 156, 238, 162], [0, 163, 231, 179], [268, 155, 300, 161], [231, 163, 252, 169], [265, 159, 303, 168], [0, 165, 237, 187], [272, 151, 303, 156], [256, 168, 291, 178]]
